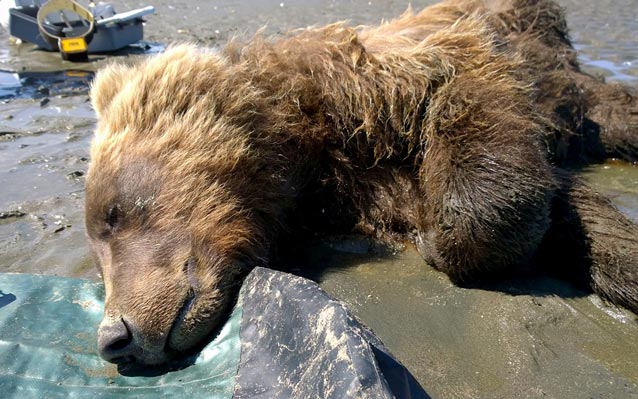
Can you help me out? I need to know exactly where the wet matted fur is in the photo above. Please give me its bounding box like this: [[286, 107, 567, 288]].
[[86, 0, 638, 365]]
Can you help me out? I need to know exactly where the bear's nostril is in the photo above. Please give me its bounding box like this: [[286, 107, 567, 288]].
[[106, 333, 131, 351], [97, 317, 136, 362]]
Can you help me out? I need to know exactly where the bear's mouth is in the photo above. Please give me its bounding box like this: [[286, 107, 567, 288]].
[[164, 256, 200, 354], [164, 287, 197, 351]]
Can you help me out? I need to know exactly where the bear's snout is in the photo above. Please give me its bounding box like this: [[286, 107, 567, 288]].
[[97, 316, 136, 364], [97, 314, 171, 365]]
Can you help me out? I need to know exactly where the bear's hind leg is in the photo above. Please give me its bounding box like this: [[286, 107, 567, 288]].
[[537, 170, 638, 313], [416, 70, 554, 283]]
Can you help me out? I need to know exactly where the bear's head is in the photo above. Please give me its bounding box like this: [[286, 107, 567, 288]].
[[86, 46, 282, 365]]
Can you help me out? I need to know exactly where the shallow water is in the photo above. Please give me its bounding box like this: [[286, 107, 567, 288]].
[[560, 0, 638, 82], [0, 1, 637, 397], [580, 161, 638, 221]]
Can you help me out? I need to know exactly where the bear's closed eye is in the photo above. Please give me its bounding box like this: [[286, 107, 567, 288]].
[[105, 205, 121, 230]]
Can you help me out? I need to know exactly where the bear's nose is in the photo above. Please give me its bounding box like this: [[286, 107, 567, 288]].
[[97, 317, 136, 363]]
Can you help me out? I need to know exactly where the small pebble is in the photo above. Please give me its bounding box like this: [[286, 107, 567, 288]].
[[67, 171, 85, 178]]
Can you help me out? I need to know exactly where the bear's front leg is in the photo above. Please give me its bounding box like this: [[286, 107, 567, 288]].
[[416, 70, 554, 283]]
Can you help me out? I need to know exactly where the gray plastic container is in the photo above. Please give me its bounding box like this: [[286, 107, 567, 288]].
[[9, 5, 144, 53]]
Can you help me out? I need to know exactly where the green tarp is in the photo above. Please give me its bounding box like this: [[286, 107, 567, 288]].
[[0, 273, 241, 398]]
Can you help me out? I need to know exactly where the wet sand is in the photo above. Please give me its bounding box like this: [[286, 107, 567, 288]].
[[1, 1, 637, 397]]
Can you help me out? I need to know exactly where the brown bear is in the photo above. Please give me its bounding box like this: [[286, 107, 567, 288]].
[[85, 0, 638, 366]]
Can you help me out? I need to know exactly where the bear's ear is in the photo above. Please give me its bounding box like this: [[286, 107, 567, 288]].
[[90, 63, 133, 119]]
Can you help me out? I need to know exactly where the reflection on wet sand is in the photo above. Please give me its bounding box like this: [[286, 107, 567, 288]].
[[0, 69, 93, 99]]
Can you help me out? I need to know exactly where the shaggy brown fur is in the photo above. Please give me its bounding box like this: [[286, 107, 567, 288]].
[[86, 0, 638, 365]]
